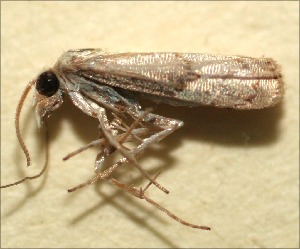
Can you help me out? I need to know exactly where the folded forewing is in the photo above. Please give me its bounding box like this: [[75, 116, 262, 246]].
[[57, 50, 283, 109]]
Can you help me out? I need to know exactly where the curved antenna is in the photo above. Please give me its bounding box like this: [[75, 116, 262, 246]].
[[0, 123, 49, 188], [15, 79, 36, 166]]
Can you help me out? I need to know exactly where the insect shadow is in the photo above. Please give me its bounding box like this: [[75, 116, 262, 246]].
[[153, 100, 284, 147], [3, 94, 283, 239], [52, 97, 282, 228]]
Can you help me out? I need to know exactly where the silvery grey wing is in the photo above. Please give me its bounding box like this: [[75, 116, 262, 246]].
[[56, 49, 284, 109]]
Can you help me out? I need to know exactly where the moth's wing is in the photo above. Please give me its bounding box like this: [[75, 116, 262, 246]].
[[58, 50, 283, 109]]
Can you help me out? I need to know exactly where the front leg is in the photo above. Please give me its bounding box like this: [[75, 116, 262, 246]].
[[97, 108, 138, 165], [94, 114, 127, 172]]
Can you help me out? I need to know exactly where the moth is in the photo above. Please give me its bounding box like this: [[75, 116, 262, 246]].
[[1, 49, 284, 230]]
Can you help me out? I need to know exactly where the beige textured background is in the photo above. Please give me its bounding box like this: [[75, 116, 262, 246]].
[[1, 2, 299, 248]]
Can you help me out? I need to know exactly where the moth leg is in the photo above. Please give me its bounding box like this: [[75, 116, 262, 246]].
[[66, 128, 159, 193], [94, 113, 138, 172], [94, 148, 111, 172], [107, 177, 210, 230], [87, 112, 183, 186], [95, 109, 150, 172], [67, 110, 183, 193], [63, 128, 149, 161], [97, 108, 137, 164], [131, 111, 184, 157], [96, 108, 168, 194]]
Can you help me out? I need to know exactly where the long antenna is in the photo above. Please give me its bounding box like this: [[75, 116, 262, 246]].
[[0, 123, 49, 188], [15, 79, 35, 166], [1, 78, 51, 189]]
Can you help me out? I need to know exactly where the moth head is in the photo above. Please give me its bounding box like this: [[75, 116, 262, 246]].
[[34, 71, 63, 128]]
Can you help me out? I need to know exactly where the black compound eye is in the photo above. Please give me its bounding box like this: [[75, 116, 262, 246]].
[[36, 71, 60, 97]]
